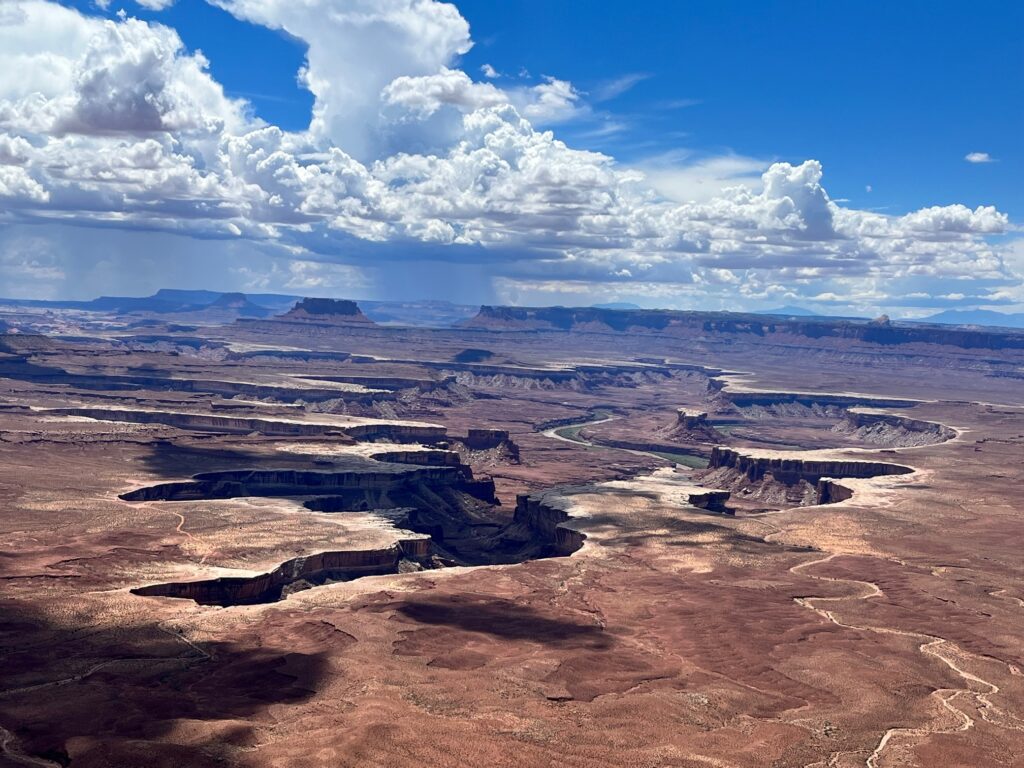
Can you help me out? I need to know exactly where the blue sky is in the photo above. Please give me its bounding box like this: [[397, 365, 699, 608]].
[[460, 0, 1022, 217], [1, 0, 1021, 314]]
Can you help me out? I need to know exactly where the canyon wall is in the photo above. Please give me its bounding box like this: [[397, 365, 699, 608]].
[[708, 447, 913, 484], [512, 493, 586, 556], [119, 463, 493, 503], [132, 540, 429, 606]]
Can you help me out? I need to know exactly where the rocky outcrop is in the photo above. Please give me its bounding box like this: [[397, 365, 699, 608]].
[[445, 429, 521, 465], [464, 429, 509, 449], [710, 389, 957, 448], [661, 408, 722, 443], [204, 292, 273, 318], [677, 409, 710, 430], [132, 478, 592, 605]]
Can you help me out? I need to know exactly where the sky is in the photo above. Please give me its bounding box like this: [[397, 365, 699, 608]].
[[0, 0, 1021, 316]]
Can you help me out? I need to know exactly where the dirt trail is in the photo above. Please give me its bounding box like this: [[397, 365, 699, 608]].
[[172, 510, 192, 540], [0, 727, 62, 768], [791, 553, 1023, 766], [164, 506, 211, 565]]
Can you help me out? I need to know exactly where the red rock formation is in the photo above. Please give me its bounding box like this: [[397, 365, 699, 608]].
[[465, 428, 509, 449]]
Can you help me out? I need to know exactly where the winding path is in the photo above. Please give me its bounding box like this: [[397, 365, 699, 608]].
[[0, 727, 63, 768], [791, 553, 1023, 766]]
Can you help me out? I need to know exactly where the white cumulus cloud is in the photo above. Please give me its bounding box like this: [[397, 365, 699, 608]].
[[0, 0, 1016, 313]]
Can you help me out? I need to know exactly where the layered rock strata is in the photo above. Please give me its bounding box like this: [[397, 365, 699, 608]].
[[700, 447, 913, 507]]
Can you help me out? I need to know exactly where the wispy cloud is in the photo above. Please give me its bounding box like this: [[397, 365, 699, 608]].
[[571, 120, 631, 140], [592, 72, 651, 102], [658, 97, 702, 110], [965, 151, 996, 163]]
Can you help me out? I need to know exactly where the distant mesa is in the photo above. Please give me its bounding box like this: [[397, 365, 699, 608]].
[[206, 292, 273, 318], [282, 297, 373, 323], [592, 302, 642, 311], [462, 304, 1024, 351], [0, 288, 291, 318]]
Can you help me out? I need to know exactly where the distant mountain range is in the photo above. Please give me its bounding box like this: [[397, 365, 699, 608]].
[[914, 309, 1024, 329], [756, 305, 1024, 329], [0, 288, 296, 317], [3, 289, 1022, 330], [0, 289, 479, 328], [757, 305, 820, 317]]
